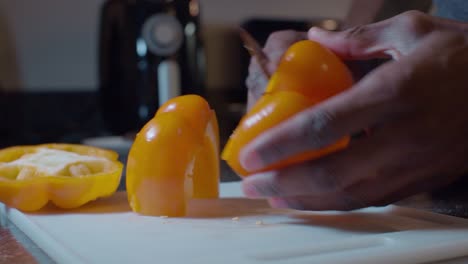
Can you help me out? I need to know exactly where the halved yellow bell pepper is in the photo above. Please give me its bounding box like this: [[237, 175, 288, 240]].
[[126, 95, 220, 217], [0, 143, 123, 211]]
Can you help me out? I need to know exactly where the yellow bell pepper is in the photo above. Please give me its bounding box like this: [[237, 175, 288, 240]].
[[0, 143, 123, 211], [126, 95, 220, 217], [222, 40, 353, 177]]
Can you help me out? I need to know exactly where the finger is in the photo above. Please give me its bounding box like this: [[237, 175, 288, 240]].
[[239, 58, 407, 172], [262, 174, 399, 211], [243, 115, 464, 211], [246, 57, 269, 101], [427, 14, 468, 34], [242, 164, 340, 198], [308, 11, 433, 60], [255, 169, 422, 211], [240, 118, 401, 199], [267, 194, 365, 211], [265, 178, 398, 211], [270, 169, 462, 211]]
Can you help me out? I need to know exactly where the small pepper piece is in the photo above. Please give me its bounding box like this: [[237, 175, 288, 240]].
[[126, 95, 220, 217], [0, 143, 123, 211]]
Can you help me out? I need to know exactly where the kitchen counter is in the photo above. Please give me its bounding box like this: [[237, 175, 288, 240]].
[[0, 90, 468, 263]]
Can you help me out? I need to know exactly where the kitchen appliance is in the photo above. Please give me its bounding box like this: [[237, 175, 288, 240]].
[[98, 0, 205, 135]]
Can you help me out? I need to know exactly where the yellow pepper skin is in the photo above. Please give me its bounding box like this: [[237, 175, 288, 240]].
[[222, 40, 353, 177], [222, 91, 350, 177], [126, 95, 220, 217], [0, 144, 123, 211]]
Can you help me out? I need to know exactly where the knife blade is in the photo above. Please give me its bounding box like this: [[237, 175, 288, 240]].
[[239, 28, 271, 79]]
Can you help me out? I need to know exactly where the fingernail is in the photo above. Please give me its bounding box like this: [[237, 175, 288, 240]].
[[240, 149, 265, 172], [308, 27, 330, 39], [268, 197, 289, 208], [242, 171, 277, 198], [269, 198, 304, 210], [242, 182, 260, 198], [308, 26, 326, 35]]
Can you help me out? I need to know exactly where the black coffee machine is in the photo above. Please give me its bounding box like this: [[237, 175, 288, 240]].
[[98, 0, 205, 135]]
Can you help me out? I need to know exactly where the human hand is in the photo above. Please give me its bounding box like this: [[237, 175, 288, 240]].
[[240, 11, 468, 210], [245, 30, 307, 110]]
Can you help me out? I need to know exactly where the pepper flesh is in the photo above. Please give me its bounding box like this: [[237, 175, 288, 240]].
[[265, 40, 354, 101], [222, 40, 354, 177], [0, 144, 123, 211], [126, 95, 220, 216]]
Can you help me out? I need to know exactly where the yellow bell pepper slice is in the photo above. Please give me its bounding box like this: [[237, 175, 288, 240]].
[[126, 94, 220, 217], [0, 143, 123, 211], [222, 91, 350, 177]]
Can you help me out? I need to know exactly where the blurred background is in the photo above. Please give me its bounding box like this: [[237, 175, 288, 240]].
[[0, 0, 352, 92], [0, 0, 432, 184]]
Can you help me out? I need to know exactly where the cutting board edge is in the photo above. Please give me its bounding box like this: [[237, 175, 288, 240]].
[[0, 203, 86, 264]]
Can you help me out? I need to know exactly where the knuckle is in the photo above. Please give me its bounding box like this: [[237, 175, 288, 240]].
[[265, 172, 286, 196], [266, 30, 301, 44], [305, 163, 343, 194], [252, 171, 284, 197], [341, 25, 381, 58], [395, 10, 434, 37], [343, 25, 370, 40], [264, 30, 306, 53], [366, 62, 414, 106], [296, 110, 336, 149], [258, 140, 288, 165]]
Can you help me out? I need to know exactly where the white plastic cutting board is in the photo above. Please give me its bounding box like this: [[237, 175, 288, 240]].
[[1, 182, 468, 264]]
